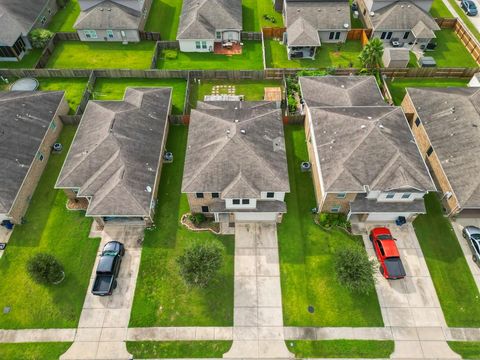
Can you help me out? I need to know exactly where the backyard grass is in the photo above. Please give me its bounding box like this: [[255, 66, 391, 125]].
[[386, 77, 468, 105], [350, 0, 364, 28], [265, 39, 363, 68], [145, 0, 183, 40], [242, 0, 284, 31], [428, 29, 477, 67], [46, 41, 155, 69], [0, 48, 42, 69], [286, 340, 395, 358], [48, 0, 80, 32], [430, 0, 453, 18], [0, 342, 72, 360], [448, 341, 480, 359], [38, 77, 88, 114], [408, 51, 419, 68], [129, 126, 234, 327], [92, 78, 187, 115], [188, 79, 283, 108], [278, 125, 384, 327], [157, 41, 264, 70], [127, 341, 233, 358], [0, 126, 100, 329], [413, 193, 480, 327]]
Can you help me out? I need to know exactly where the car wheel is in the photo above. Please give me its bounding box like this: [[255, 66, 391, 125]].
[[379, 265, 385, 275], [474, 254, 478, 263], [113, 280, 118, 289]]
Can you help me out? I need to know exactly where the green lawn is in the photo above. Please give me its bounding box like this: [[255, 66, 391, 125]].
[[430, 0, 454, 18], [428, 29, 477, 67], [448, 341, 480, 359], [286, 340, 395, 358], [242, 0, 284, 31], [265, 39, 362, 68], [48, 0, 80, 32], [46, 41, 155, 69], [0, 342, 72, 360], [145, 0, 183, 40], [129, 126, 234, 327], [127, 341, 232, 358], [278, 126, 383, 327], [350, 0, 364, 28], [157, 41, 264, 70], [0, 126, 100, 329], [0, 48, 42, 69], [92, 78, 187, 115], [38, 77, 88, 114], [413, 193, 480, 327], [189, 79, 282, 109], [408, 51, 419, 68], [386, 77, 468, 105]]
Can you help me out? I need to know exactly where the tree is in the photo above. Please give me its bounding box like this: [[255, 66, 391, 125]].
[[27, 253, 65, 284], [358, 38, 384, 69], [334, 246, 376, 294], [177, 242, 223, 288], [29, 29, 54, 49]]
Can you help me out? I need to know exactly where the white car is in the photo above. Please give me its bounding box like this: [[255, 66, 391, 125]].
[[462, 226, 480, 266]]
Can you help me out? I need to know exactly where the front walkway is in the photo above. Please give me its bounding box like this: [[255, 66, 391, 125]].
[[224, 222, 293, 359], [60, 224, 144, 360]]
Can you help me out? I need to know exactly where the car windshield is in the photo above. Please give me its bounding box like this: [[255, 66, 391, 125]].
[[471, 233, 480, 240], [377, 234, 392, 240]]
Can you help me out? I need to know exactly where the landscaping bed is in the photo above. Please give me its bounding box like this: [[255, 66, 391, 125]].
[[129, 126, 234, 327], [242, 0, 284, 31], [91, 77, 187, 115], [0, 126, 100, 329], [127, 341, 232, 358], [0, 342, 72, 360], [278, 125, 384, 327], [286, 340, 395, 358]]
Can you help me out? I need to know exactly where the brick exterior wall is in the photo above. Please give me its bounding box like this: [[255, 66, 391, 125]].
[[320, 192, 358, 213], [305, 109, 325, 209], [402, 94, 460, 215], [186, 193, 222, 215], [148, 121, 169, 222], [8, 97, 69, 224]]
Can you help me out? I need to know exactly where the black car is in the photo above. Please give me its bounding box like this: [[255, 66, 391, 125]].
[[91, 241, 125, 296]]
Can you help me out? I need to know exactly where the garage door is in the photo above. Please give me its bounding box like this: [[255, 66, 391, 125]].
[[366, 213, 413, 222], [235, 212, 277, 222]]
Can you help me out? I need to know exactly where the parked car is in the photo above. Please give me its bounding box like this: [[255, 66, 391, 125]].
[[462, 226, 480, 265], [92, 241, 125, 296], [369, 227, 406, 279], [461, 0, 478, 16]]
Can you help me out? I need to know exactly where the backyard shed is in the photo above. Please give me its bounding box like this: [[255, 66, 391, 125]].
[[382, 48, 410, 68]]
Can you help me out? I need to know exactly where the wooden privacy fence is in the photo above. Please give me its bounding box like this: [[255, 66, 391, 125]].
[[76, 71, 97, 115], [454, 20, 480, 65], [169, 115, 190, 125], [283, 115, 305, 125], [56, 32, 81, 41], [347, 29, 372, 41], [140, 31, 161, 41], [263, 27, 286, 39], [241, 32, 262, 41], [59, 115, 82, 125], [435, 17, 457, 29]]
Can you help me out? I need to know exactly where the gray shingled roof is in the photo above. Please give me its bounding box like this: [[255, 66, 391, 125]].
[[406, 87, 480, 209], [371, 1, 440, 32], [0, 91, 65, 214], [177, 0, 242, 40], [309, 106, 435, 192], [56, 88, 172, 217], [0, 0, 50, 46], [74, 0, 142, 30], [350, 193, 426, 213], [285, 1, 350, 46], [182, 101, 289, 197], [299, 76, 386, 107]]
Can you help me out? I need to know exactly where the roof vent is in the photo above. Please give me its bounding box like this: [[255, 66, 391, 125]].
[[370, 11, 375, 16], [407, 4, 411, 7], [297, 8, 301, 12], [367, 116, 372, 119], [146, 186, 152, 193], [234, 119, 239, 123], [107, 8, 111, 11], [379, 124, 385, 129], [226, 129, 231, 135], [240, 129, 246, 135], [361, 125, 367, 129], [343, 23, 349, 28], [99, 7, 104, 11]]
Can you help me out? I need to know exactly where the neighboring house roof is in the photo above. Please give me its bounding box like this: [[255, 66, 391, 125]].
[[56, 88, 172, 217], [370, 1, 440, 33], [0, 0, 50, 46], [299, 76, 386, 107], [285, 1, 350, 46], [177, 0, 242, 40], [406, 87, 480, 208], [309, 106, 435, 193], [182, 101, 289, 197], [0, 91, 65, 214], [74, 0, 143, 30]]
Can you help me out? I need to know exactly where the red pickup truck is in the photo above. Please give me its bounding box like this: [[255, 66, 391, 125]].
[[369, 227, 406, 280]]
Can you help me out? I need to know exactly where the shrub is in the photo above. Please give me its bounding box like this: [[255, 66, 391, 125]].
[[27, 253, 65, 284], [164, 49, 178, 60], [287, 94, 297, 113], [318, 213, 350, 229], [334, 247, 376, 294], [29, 29, 54, 49], [177, 242, 223, 288], [188, 213, 206, 225]]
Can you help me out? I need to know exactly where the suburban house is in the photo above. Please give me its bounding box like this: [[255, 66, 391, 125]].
[[358, 0, 439, 49], [300, 76, 435, 222], [74, 0, 152, 42], [0, 0, 58, 61], [283, 0, 351, 59], [0, 91, 68, 225], [182, 101, 290, 232], [55, 88, 172, 227], [177, 0, 242, 53], [402, 87, 480, 217]]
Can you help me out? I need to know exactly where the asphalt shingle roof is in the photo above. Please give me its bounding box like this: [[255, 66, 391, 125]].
[[371, 1, 439, 32], [74, 0, 142, 30]]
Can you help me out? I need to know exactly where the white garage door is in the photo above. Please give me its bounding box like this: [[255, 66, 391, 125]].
[[235, 212, 277, 222], [366, 212, 413, 222]]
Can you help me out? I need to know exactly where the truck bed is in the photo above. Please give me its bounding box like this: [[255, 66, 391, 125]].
[[92, 275, 114, 296]]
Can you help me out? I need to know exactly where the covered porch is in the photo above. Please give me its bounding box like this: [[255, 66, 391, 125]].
[[287, 46, 317, 59], [0, 35, 30, 62]]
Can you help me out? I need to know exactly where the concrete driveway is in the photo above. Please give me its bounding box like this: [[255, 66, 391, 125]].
[[362, 224, 460, 359], [61, 224, 144, 360], [451, 218, 480, 290]]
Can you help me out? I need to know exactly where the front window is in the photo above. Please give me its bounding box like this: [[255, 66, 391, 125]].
[[106, 30, 114, 38], [403, 31, 410, 39], [331, 205, 341, 212], [195, 41, 201, 49], [216, 31, 222, 39], [266, 192, 275, 198], [242, 199, 250, 205], [212, 192, 219, 198], [233, 199, 240, 205], [84, 30, 98, 39], [329, 32, 335, 40], [196, 192, 204, 198], [336, 193, 346, 199], [201, 206, 209, 213], [335, 32, 341, 40], [386, 193, 395, 199], [201, 41, 207, 49], [402, 193, 411, 199]]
